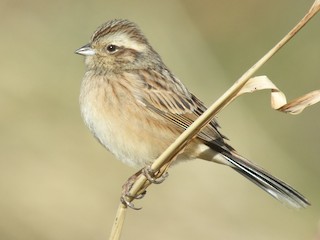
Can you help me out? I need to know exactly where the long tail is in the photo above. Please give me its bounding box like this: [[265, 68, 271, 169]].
[[222, 151, 310, 208]]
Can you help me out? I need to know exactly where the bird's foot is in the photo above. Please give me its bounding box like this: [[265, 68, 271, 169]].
[[120, 171, 146, 210], [142, 165, 169, 184]]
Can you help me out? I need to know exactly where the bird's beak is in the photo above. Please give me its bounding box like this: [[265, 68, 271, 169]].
[[75, 43, 95, 56]]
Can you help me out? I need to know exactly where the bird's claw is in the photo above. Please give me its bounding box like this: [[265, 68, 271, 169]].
[[120, 195, 142, 210], [142, 165, 169, 184], [120, 165, 168, 210], [121, 173, 147, 210]]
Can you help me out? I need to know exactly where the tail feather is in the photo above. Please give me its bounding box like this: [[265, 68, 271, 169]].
[[222, 152, 310, 208]]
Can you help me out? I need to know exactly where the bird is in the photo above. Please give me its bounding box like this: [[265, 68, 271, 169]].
[[75, 19, 310, 209]]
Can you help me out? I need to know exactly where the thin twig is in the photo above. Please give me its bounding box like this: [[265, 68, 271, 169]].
[[109, 203, 127, 240], [109, 1, 320, 239]]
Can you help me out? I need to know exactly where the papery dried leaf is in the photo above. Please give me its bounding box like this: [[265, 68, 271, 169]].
[[278, 90, 320, 114], [236, 76, 320, 114]]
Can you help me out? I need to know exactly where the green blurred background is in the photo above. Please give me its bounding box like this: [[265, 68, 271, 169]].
[[0, 0, 319, 239]]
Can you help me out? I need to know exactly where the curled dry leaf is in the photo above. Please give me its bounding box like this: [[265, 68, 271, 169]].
[[236, 76, 320, 114]]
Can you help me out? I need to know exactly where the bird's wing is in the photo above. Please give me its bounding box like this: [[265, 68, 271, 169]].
[[132, 68, 228, 146]]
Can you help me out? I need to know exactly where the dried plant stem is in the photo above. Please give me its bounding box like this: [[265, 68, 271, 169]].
[[109, 1, 320, 239], [109, 203, 127, 240]]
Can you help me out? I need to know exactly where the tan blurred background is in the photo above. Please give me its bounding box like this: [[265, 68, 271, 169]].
[[0, 0, 319, 239]]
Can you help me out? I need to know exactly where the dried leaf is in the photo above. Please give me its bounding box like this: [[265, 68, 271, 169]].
[[236, 76, 320, 114]]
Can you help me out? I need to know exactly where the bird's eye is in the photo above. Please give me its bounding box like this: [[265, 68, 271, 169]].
[[106, 44, 118, 53]]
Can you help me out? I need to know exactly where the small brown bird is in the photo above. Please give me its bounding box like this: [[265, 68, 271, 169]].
[[76, 19, 309, 208]]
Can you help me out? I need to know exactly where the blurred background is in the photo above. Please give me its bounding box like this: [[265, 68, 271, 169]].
[[0, 0, 319, 239]]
